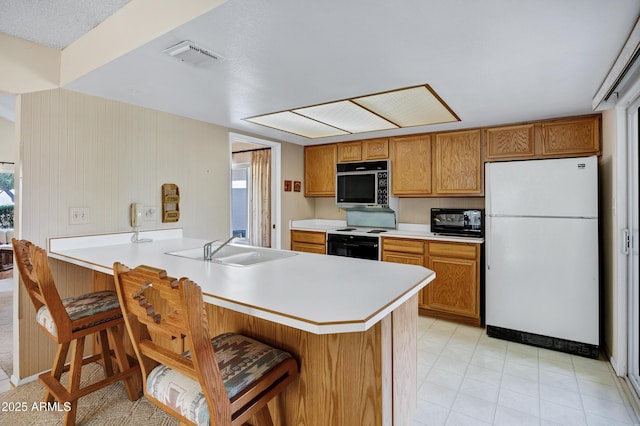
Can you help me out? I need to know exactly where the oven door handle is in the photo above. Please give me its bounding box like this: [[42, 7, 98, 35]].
[[343, 242, 378, 248]]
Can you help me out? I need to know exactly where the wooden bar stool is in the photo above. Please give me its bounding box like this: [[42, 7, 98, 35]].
[[12, 239, 140, 426], [113, 263, 298, 426]]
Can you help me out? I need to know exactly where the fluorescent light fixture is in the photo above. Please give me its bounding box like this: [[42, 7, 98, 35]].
[[243, 84, 459, 139], [245, 111, 349, 138], [294, 101, 398, 133], [353, 86, 458, 127]]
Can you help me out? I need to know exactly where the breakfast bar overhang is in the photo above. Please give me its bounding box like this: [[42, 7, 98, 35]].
[[48, 229, 435, 425]]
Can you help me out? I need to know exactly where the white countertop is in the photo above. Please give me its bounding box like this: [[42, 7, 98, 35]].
[[290, 219, 484, 244], [48, 229, 434, 335]]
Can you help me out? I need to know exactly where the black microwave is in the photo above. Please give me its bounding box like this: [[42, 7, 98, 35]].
[[431, 208, 484, 237], [336, 160, 389, 208]]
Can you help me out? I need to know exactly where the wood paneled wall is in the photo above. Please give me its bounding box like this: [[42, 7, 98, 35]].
[[16, 88, 232, 378]]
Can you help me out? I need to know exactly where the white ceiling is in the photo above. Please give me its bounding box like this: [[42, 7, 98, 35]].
[[2, 1, 639, 145], [0, 0, 129, 49]]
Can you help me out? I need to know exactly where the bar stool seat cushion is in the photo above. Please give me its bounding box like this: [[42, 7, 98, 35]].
[[36, 290, 121, 336], [146, 332, 292, 426]]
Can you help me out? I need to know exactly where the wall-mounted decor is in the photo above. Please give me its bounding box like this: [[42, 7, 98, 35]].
[[294, 181, 301, 192], [284, 180, 292, 192], [162, 183, 180, 222]]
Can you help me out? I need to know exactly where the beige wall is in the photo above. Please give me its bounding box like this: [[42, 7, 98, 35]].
[[314, 195, 484, 224], [0, 117, 15, 165], [17, 88, 232, 377], [280, 143, 315, 249]]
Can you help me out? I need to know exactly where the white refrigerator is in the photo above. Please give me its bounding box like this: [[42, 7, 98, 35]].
[[485, 156, 599, 357]]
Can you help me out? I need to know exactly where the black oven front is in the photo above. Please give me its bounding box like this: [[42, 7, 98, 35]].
[[326, 233, 379, 261]]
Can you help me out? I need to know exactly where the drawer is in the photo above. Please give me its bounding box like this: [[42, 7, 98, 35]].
[[291, 242, 326, 254], [428, 242, 478, 259], [291, 230, 326, 245], [382, 237, 425, 254]]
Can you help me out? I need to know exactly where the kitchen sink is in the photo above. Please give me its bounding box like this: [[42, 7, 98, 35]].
[[165, 244, 297, 266]]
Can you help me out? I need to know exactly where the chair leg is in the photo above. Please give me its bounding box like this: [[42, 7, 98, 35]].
[[107, 325, 139, 400], [98, 329, 114, 377], [63, 336, 85, 426], [44, 342, 70, 403], [253, 406, 274, 426]]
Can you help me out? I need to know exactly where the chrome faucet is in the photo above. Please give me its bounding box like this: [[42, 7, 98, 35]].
[[203, 234, 240, 261]]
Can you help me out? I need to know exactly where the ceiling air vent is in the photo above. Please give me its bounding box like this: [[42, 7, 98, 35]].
[[162, 40, 225, 66]]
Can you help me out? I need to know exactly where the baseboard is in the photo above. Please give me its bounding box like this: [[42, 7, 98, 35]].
[[486, 325, 599, 358]]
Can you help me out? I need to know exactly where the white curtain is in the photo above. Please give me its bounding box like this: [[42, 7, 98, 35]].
[[250, 149, 271, 247]]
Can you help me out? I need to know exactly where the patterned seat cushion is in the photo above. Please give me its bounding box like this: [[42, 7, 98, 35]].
[[146, 332, 292, 425], [36, 290, 121, 337]]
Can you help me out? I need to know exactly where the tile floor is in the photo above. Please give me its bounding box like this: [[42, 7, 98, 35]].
[[415, 316, 640, 426]]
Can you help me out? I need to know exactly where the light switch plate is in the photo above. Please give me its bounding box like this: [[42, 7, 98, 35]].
[[69, 207, 90, 225], [144, 206, 157, 221]]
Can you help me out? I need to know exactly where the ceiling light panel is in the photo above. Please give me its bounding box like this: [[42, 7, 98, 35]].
[[246, 111, 349, 138], [294, 101, 398, 133], [353, 86, 459, 127]]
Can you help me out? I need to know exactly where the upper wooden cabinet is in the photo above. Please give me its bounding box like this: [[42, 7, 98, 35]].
[[391, 134, 432, 196], [541, 116, 600, 157], [337, 138, 389, 162], [485, 124, 535, 161], [363, 138, 389, 160], [432, 130, 483, 196], [485, 114, 601, 162], [304, 144, 337, 197], [337, 142, 362, 162]]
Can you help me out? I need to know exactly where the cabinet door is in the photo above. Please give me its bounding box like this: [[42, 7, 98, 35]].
[[540, 115, 600, 157], [433, 130, 483, 196], [363, 138, 389, 160], [304, 144, 337, 196], [338, 142, 362, 162], [391, 135, 432, 196], [485, 124, 535, 161], [425, 242, 480, 319]]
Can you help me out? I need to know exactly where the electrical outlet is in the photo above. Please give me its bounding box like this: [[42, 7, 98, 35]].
[[144, 206, 157, 221], [69, 207, 90, 225]]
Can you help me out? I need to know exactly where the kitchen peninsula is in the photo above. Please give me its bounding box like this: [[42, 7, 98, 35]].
[[48, 229, 434, 425]]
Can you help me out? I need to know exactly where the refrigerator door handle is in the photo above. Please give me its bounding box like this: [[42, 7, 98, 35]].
[[486, 217, 491, 270], [623, 228, 631, 255]]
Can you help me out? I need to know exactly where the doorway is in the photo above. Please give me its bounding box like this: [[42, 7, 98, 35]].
[[229, 133, 281, 249]]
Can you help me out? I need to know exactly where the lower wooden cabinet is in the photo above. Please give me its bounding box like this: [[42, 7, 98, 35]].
[[290, 230, 326, 254], [423, 242, 481, 326], [382, 237, 482, 326]]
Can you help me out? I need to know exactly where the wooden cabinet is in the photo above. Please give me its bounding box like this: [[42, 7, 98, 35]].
[[391, 134, 432, 196], [337, 138, 389, 162], [337, 142, 362, 162], [485, 114, 601, 162], [291, 230, 326, 254], [432, 130, 483, 196], [485, 124, 535, 161], [381, 238, 425, 264], [382, 237, 482, 326], [304, 144, 337, 196], [381, 238, 427, 305], [363, 138, 389, 160], [540, 115, 600, 157], [424, 242, 481, 326]]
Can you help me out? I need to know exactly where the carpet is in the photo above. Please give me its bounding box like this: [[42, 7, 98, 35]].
[[0, 289, 11, 376], [0, 363, 177, 425]]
